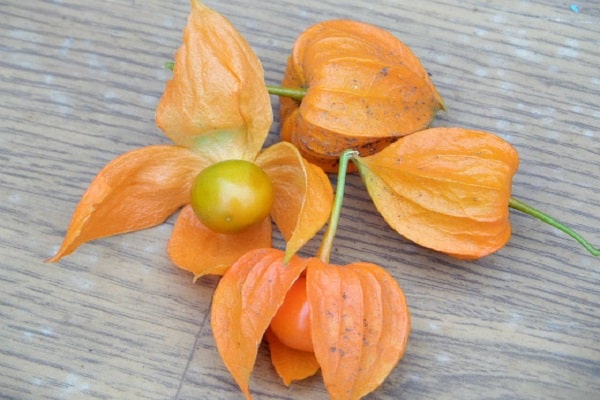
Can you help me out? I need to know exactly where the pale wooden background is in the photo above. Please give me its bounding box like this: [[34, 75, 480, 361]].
[[1, 0, 599, 399]]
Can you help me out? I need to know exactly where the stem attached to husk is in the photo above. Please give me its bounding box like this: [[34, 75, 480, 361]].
[[509, 197, 599, 256], [318, 150, 359, 263], [266, 85, 307, 101]]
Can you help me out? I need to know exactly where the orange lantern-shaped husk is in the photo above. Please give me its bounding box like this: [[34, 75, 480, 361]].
[[279, 19, 445, 172], [211, 248, 411, 399], [354, 127, 520, 259]]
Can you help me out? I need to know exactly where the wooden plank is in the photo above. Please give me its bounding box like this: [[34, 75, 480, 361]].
[[0, 0, 598, 399]]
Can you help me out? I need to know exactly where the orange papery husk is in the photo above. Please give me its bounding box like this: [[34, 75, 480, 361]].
[[265, 329, 320, 386], [306, 258, 410, 400], [279, 19, 445, 172], [211, 249, 309, 399], [49, 2, 334, 273], [156, 0, 272, 163], [211, 249, 411, 400], [355, 127, 520, 259], [48, 145, 207, 262], [167, 205, 272, 280], [256, 141, 334, 261]]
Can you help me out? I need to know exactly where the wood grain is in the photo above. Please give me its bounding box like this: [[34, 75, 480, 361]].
[[1, 0, 598, 399]]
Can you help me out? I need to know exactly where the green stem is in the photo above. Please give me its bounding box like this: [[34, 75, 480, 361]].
[[165, 61, 174, 71], [509, 197, 599, 256], [318, 150, 359, 263], [266, 85, 307, 101]]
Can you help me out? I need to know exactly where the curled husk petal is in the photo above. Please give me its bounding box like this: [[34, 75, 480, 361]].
[[307, 258, 410, 400], [167, 205, 272, 280], [211, 249, 308, 399], [265, 329, 320, 386], [256, 141, 334, 261], [156, 0, 272, 163], [48, 145, 206, 262], [355, 127, 520, 259], [280, 19, 445, 172]]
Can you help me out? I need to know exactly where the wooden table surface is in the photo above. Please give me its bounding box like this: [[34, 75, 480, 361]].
[[1, 1, 598, 399]]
